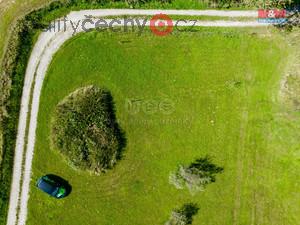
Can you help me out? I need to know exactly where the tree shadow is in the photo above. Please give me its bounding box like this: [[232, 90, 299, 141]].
[[181, 203, 199, 224], [102, 90, 127, 161], [188, 155, 224, 183], [46, 174, 72, 198]]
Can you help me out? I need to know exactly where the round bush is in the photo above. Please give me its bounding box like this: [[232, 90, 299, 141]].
[[51, 85, 124, 173]]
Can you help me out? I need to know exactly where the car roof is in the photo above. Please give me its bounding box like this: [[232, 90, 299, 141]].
[[37, 177, 58, 195]]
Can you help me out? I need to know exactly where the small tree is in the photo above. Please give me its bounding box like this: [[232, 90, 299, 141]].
[[165, 203, 199, 225], [169, 156, 223, 195], [51, 85, 125, 174]]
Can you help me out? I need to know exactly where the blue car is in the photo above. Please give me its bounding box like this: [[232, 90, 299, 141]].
[[36, 175, 67, 199]]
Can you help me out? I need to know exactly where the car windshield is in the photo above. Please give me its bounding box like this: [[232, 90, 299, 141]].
[[38, 179, 58, 195]]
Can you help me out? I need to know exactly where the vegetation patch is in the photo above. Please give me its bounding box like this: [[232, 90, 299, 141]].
[[51, 85, 125, 173], [169, 157, 223, 194], [165, 203, 199, 225]]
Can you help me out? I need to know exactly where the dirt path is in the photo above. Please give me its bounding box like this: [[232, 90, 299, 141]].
[[6, 9, 266, 225]]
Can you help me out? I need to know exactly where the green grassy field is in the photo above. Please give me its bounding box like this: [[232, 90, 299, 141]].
[[0, 1, 251, 223], [26, 28, 300, 225]]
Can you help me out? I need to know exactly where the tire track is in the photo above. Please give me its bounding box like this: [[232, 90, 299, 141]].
[[233, 108, 249, 225]]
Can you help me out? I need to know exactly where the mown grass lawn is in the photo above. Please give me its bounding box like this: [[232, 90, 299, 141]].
[[27, 27, 300, 225]]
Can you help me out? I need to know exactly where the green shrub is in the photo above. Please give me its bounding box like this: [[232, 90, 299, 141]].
[[51, 86, 125, 173], [165, 203, 199, 225], [169, 156, 223, 195]]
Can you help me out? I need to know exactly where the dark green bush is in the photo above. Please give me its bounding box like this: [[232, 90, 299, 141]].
[[51, 86, 125, 173]]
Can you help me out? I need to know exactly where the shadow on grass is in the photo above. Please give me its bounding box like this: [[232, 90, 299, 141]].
[[181, 203, 199, 224], [46, 174, 72, 198], [103, 90, 127, 161]]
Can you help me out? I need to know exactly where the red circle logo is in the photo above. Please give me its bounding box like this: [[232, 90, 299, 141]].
[[150, 14, 173, 36]]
